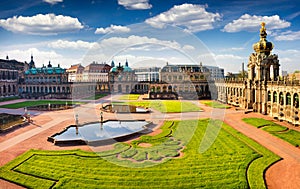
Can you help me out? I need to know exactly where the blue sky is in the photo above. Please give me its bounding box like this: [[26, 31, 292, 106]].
[[0, 0, 299, 73]]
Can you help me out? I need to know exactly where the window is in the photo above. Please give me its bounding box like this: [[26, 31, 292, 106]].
[[279, 92, 284, 105], [268, 91, 271, 101], [273, 92, 277, 103], [294, 93, 299, 108], [286, 93, 291, 105]]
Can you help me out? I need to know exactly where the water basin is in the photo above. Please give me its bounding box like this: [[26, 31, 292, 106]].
[[49, 120, 150, 144]]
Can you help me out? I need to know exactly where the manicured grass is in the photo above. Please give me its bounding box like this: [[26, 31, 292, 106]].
[[243, 118, 300, 147], [0, 100, 84, 109], [0, 96, 20, 102], [114, 100, 202, 113], [201, 100, 231, 109], [83, 94, 107, 100], [243, 118, 275, 128], [0, 119, 279, 188], [131, 121, 175, 147], [118, 94, 140, 100]]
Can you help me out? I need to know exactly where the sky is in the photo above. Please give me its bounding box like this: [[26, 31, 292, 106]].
[[0, 0, 299, 73]]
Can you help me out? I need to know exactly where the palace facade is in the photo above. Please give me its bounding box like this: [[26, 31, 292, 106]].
[[148, 63, 212, 99], [215, 23, 300, 125], [21, 58, 71, 99], [0, 56, 27, 97], [108, 60, 138, 94]]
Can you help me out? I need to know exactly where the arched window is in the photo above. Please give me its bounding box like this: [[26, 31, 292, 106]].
[[156, 86, 161, 92], [163, 86, 167, 92], [268, 91, 271, 101], [273, 92, 277, 103], [294, 93, 299, 108], [286, 92, 291, 105], [151, 86, 155, 92], [279, 92, 284, 105]]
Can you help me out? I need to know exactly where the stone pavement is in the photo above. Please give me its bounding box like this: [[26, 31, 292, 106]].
[[0, 98, 299, 189]]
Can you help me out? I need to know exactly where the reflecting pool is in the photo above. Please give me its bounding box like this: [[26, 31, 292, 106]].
[[50, 120, 150, 144]]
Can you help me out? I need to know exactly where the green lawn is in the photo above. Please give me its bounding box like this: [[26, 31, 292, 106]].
[[0, 96, 20, 102], [0, 100, 83, 109], [118, 94, 140, 100], [83, 94, 107, 100], [114, 100, 202, 113], [243, 118, 300, 147], [0, 119, 279, 188], [201, 100, 231, 109]]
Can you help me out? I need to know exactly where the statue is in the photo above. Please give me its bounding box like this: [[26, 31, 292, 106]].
[[260, 22, 267, 39]]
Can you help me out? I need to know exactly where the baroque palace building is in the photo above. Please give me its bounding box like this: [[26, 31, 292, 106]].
[[148, 62, 212, 99], [109, 60, 138, 93], [215, 22, 300, 125], [21, 56, 71, 99], [0, 56, 27, 97]]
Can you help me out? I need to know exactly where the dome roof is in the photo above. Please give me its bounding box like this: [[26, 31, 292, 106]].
[[110, 67, 117, 72], [253, 22, 273, 55], [25, 66, 66, 75], [123, 66, 132, 72]]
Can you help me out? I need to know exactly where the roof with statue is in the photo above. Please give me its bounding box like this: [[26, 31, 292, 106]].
[[25, 61, 66, 75]]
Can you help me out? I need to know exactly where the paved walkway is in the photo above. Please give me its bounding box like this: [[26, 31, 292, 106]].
[[0, 98, 299, 189]]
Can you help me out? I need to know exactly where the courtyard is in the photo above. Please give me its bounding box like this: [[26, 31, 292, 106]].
[[0, 95, 300, 188]]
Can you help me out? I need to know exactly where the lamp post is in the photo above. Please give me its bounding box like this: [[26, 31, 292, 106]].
[[24, 107, 27, 115], [75, 113, 79, 126], [27, 112, 31, 123], [100, 111, 103, 123], [75, 113, 79, 135], [48, 103, 51, 111], [100, 111, 103, 129]]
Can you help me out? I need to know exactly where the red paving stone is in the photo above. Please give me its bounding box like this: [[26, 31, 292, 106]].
[[0, 100, 299, 189]]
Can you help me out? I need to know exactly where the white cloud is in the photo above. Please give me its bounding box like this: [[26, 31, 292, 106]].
[[43, 0, 63, 5], [273, 49, 300, 73], [79, 35, 200, 67], [99, 35, 182, 51], [183, 45, 195, 51], [48, 40, 99, 50], [0, 13, 83, 35], [198, 52, 246, 73], [118, 0, 152, 10], [1, 48, 79, 68], [95, 25, 130, 34], [274, 30, 300, 41], [145, 4, 221, 33], [223, 14, 290, 32]]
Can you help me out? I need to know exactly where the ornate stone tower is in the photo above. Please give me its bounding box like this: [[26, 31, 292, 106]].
[[246, 22, 280, 114]]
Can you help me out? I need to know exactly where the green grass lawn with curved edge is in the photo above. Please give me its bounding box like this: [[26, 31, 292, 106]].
[[118, 94, 140, 100], [0, 119, 279, 188], [243, 117, 300, 147], [201, 100, 231, 109], [0, 100, 84, 109], [113, 100, 201, 113], [83, 94, 107, 100], [0, 96, 20, 102]]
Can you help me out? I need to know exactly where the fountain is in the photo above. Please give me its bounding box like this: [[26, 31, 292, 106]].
[[48, 112, 151, 145]]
